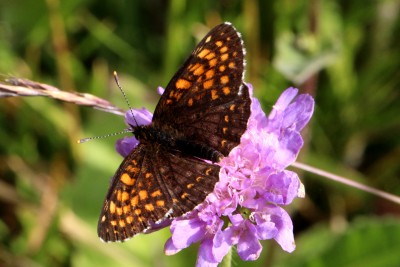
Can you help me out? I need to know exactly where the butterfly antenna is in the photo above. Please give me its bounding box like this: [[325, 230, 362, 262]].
[[77, 129, 132, 144], [113, 71, 139, 126]]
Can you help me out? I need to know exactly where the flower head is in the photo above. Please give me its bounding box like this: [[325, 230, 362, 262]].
[[116, 84, 315, 266], [164, 84, 314, 265]]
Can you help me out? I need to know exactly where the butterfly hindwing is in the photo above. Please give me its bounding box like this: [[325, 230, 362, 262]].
[[98, 142, 220, 242]]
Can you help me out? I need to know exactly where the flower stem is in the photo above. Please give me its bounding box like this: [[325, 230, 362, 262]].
[[292, 161, 400, 205], [220, 247, 232, 267]]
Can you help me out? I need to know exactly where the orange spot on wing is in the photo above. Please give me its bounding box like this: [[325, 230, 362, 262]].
[[130, 167, 140, 175], [151, 190, 162, 197], [198, 48, 210, 58], [116, 190, 122, 201], [121, 191, 130, 202], [126, 216, 133, 224], [116, 207, 123, 216], [215, 40, 223, 47], [189, 63, 200, 71], [134, 209, 141, 215], [131, 196, 139, 207], [139, 190, 148, 200], [176, 79, 191, 90], [209, 58, 217, 67], [222, 87, 231, 95], [221, 140, 227, 147], [205, 70, 215, 79], [193, 64, 205, 76], [145, 203, 155, 211], [205, 52, 216, 60], [121, 173, 135, 186], [203, 79, 213, 89], [211, 90, 219, 100], [123, 205, 131, 213], [220, 53, 229, 61], [220, 75, 229, 84], [109, 201, 116, 214], [220, 46, 228, 53]]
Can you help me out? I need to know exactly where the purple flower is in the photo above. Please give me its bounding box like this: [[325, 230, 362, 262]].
[[115, 107, 152, 157], [116, 84, 315, 266]]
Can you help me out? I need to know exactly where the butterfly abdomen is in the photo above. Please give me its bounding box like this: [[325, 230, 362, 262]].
[[134, 125, 223, 162], [174, 139, 223, 162]]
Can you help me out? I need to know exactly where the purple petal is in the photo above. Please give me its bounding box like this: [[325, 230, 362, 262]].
[[229, 213, 245, 226], [283, 94, 315, 132], [116, 107, 153, 157], [164, 237, 182, 255], [196, 238, 219, 267], [169, 218, 206, 249], [237, 221, 262, 261], [157, 86, 165, 95], [274, 130, 303, 168], [247, 97, 268, 132], [272, 87, 299, 112], [125, 107, 152, 127], [238, 187, 258, 209], [263, 170, 300, 205], [265, 88, 298, 133], [255, 220, 277, 240], [115, 136, 138, 157], [267, 206, 296, 252], [208, 182, 238, 216], [212, 230, 232, 262]]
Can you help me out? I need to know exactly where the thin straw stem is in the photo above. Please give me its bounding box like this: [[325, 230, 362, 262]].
[[292, 161, 400, 205]]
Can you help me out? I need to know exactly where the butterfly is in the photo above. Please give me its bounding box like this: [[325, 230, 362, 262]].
[[98, 22, 251, 242]]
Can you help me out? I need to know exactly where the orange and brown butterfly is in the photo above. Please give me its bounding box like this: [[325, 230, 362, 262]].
[[98, 22, 251, 242]]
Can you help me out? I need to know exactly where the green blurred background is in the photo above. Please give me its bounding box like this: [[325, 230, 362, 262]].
[[1, 0, 399, 266]]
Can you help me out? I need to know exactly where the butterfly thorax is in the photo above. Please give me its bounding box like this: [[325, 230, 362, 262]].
[[133, 124, 223, 163]]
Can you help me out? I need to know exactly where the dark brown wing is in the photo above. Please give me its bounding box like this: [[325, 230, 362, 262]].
[[152, 22, 251, 157], [97, 142, 220, 242]]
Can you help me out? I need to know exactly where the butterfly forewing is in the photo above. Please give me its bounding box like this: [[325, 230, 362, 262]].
[[153, 23, 249, 156], [98, 22, 251, 242]]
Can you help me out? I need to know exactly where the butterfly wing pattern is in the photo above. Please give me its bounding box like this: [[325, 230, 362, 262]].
[[98, 22, 251, 242]]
